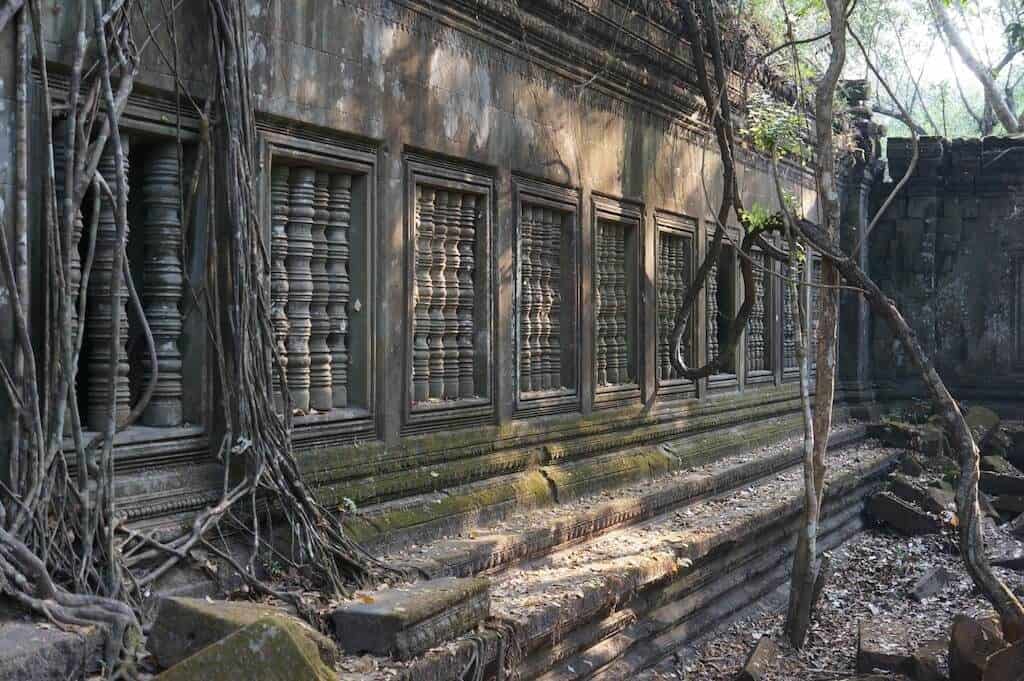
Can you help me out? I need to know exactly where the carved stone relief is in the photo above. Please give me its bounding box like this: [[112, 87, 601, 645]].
[[745, 251, 769, 375], [595, 219, 634, 387], [656, 230, 692, 382]]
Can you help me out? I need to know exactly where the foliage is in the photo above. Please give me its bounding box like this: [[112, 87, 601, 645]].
[[743, 91, 809, 158]]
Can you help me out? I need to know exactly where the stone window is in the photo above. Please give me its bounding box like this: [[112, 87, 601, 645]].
[[707, 241, 738, 383], [781, 257, 804, 377], [405, 157, 494, 432], [655, 212, 696, 399], [593, 196, 643, 407], [514, 179, 580, 418], [745, 249, 774, 384], [56, 128, 202, 433], [262, 128, 377, 443]]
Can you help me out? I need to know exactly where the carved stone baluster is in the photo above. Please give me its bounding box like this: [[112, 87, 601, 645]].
[[86, 141, 132, 430], [546, 209, 562, 389], [783, 260, 799, 369], [536, 208, 552, 390], [520, 205, 534, 393], [270, 166, 290, 410], [414, 186, 434, 403], [457, 193, 476, 398], [657, 236, 669, 381], [609, 224, 627, 384], [308, 171, 333, 411], [140, 143, 184, 427], [594, 223, 608, 386], [706, 259, 720, 365], [328, 173, 351, 408], [428, 190, 447, 399], [286, 167, 315, 413], [442, 193, 461, 400]]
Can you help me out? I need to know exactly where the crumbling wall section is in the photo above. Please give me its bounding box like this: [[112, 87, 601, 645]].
[[869, 137, 1024, 403]]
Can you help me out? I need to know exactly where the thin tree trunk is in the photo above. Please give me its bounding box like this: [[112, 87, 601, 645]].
[[795, 217, 1024, 641], [930, 0, 1020, 133]]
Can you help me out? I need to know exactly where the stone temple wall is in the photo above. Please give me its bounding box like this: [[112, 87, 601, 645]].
[[868, 136, 1024, 407], [0, 1, 821, 551]]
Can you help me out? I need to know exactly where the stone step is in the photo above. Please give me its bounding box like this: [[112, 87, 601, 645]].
[[342, 411, 845, 554], [380, 425, 866, 581], [340, 435, 897, 680]]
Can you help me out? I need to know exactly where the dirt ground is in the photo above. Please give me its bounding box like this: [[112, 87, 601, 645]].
[[636, 523, 1024, 680]]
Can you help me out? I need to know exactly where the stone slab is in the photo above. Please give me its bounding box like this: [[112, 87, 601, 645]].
[[0, 617, 100, 681], [857, 618, 913, 674], [154, 616, 335, 681], [868, 491, 943, 535], [331, 576, 490, 660], [148, 597, 337, 669]]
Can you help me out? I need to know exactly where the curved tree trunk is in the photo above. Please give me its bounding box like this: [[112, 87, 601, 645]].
[[795, 217, 1024, 642]]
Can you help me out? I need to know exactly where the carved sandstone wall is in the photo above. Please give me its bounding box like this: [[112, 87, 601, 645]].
[[0, 1, 820, 547], [869, 136, 1024, 405]]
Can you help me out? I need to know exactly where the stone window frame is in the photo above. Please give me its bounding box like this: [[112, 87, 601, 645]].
[[46, 77, 212, 469], [512, 177, 582, 419], [402, 155, 496, 435], [780, 247, 809, 383], [654, 211, 697, 401], [744, 241, 778, 388], [705, 227, 741, 393], [591, 193, 645, 410], [257, 121, 379, 447]]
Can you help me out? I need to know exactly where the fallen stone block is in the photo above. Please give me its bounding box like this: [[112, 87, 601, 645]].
[[966, 407, 1001, 435], [735, 636, 778, 681], [982, 456, 1019, 477], [980, 493, 1002, 520], [0, 616, 101, 681], [1005, 427, 1024, 472], [869, 422, 947, 458], [868, 492, 943, 536], [949, 614, 1006, 681], [1007, 512, 1024, 538], [148, 597, 337, 670], [890, 474, 945, 514], [980, 472, 1024, 497], [992, 495, 1024, 516], [910, 638, 946, 681], [858, 619, 913, 674], [154, 616, 336, 681], [984, 640, 1024, 680], [990, 552, 1024, 571], [910, 566, 953, 602], [331, 576, 489, 660]]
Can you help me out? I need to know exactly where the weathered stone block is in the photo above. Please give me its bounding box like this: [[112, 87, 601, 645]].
[[148, 597, 337, 670], [982, 456, 1019, 477], [736, 636, 778, 681], [889, 474, 944, 514], [966, 407, 1001, 435], [984, 640, 1024, 681], [0, 617, 101, 681], [331, 576, 489, 660], [992, 495, 1024, 516], [857, 618, 913, 674], [980, 472, 1024, 496], [910, 566, 953, 602], [154, 617, 335, 681], [868, 492, 943, 535], [910, 638, 946, 681], [949, 614, 1006, 681]]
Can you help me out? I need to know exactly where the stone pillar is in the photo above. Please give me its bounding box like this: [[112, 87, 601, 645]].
[[837, 80, 883, 403], [139, 143, 184, 427], [86, 140, 132, 430]]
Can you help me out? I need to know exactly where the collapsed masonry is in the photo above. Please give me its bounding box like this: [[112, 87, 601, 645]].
[[0, 1, 1022, 680]]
